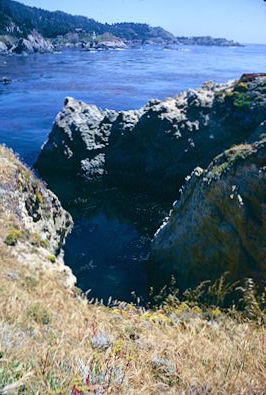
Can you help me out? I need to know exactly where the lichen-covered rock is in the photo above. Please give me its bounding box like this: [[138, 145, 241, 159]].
[[36, 75, 266, 199], [151, 137, 266, 289]]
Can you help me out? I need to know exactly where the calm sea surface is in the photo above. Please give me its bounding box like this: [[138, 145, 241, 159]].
[[1, 44, 265, 301]]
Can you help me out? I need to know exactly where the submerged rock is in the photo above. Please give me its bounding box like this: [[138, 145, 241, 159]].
[[0, 77, 11, 84], [36, 75, 266, 200], [151, 137, 266, 288]]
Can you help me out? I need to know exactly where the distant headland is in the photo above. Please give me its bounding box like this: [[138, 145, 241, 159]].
[[0, 0, 242, 54]]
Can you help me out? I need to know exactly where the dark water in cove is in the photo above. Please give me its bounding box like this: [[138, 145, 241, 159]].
[[0, 45, 266, 301]]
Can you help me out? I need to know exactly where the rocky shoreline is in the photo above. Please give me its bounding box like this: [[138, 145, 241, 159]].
[[0, 30, 54, 55], [0, 0, 242, 55], [0, 75, 265, 392], [35, 74, 266, 288], [0, 31, 242, 56], [36, 75, 266, 198]]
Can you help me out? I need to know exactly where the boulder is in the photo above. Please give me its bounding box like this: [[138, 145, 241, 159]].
[[151, 137, 266, 288], [36, 76, 266, 200]]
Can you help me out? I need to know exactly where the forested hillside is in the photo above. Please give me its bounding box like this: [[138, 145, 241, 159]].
[[0, 0, 175, 41]]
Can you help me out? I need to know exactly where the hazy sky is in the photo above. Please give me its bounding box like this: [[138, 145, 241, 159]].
[[20, 0, 266, 44]]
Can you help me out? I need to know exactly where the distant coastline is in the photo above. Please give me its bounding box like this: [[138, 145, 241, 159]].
[[0, 0, 242, 55]]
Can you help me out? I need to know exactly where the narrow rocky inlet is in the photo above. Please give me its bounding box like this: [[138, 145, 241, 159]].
[[36, 74, 266, 292]]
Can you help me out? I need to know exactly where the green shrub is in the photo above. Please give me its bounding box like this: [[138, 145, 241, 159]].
[[47, 255, 56, 263], [4, 229, 22, 246]]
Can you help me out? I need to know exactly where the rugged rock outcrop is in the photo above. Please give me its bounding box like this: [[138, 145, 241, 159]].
[[0, 146, 73, 256], [0, 30, 54, 55], [53, 32, 127, 51], [12, 30, 54, 54], [36, 75, 266, 200], [94, 39, 127, 50], [151, 137, 266, 288], [176, 36, 242, 47]]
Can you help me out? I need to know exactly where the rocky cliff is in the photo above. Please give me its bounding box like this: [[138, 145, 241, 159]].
[[151, 136, 266, 289], [36, 75, 266, 200], [0, 145, 75, 287]]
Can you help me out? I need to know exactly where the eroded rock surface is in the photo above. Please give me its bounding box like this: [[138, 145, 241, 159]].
[[151, 137, 266, 288], [35, 74, 266, 287], [36, 76, 266, 199]]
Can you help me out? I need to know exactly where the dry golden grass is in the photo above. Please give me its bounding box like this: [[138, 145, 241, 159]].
[[0, 146, 265, 394], [0, 234, 266, 394]]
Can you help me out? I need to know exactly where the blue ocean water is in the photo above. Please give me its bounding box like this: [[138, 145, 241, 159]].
[[0, 44, 265, 301]]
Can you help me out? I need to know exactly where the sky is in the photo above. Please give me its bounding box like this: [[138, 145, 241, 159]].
[[20, 0, 266, 44]]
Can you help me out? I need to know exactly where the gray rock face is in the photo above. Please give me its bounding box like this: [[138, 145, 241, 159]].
[[151, 137, 266, 288], [12, 30, 54, 54], [36, 76, 266, 200]]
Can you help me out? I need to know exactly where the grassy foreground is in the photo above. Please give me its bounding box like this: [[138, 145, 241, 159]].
[[0, 146, 265, 394]]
